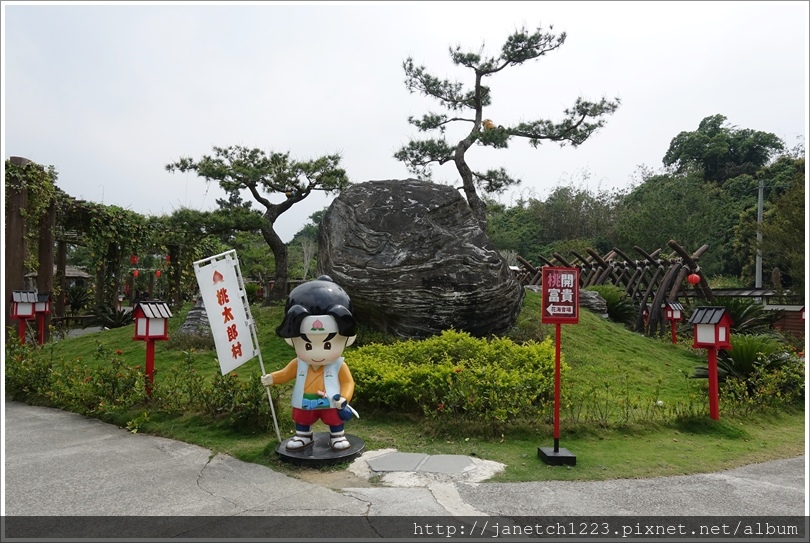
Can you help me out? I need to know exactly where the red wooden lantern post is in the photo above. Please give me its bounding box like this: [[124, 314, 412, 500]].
[[132, 300, 172, 396], [688, 307, 733, 420], [11, 290, 37, 344], [662, 302, 684, 344], [34, 292, 52, 345]]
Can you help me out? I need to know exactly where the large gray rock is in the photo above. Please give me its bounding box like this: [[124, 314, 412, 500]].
[[317, 179, 524, 338], [579, 289, 609, 318]]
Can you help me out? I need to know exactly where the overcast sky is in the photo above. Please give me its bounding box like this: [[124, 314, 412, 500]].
[[3, 1, 808, 243]]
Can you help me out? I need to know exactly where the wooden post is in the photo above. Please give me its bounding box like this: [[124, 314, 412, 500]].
[[55, 240, 67, 317], [707, 346, 720, 420], [169, 245, 181, 308], [5, 157, 30, 335], [36, 200, 56, 343], [145, 339, 156, 397]]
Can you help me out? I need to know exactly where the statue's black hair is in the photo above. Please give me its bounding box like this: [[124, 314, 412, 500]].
[[275, 275, 357, 338]]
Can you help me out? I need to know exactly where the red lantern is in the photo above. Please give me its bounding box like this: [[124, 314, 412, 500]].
[[130, 254, 139, 265], [133, 269, 139, 277], [687, 273, 700, 285], [165, 254, 171, 263], [155, 270, 161, 278]]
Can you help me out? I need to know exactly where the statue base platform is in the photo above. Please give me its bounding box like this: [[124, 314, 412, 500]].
[[276, 432, 365, 467]]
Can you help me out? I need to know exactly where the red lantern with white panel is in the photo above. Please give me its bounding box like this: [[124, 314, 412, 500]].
[[688, 306, 734, 420], [11, 290, 37, 319], [35, 292, 51, 315], [11, 290, 38, 344], [132, 300, 172, 396], [132, 300, 172, 340], [689, 307, 733, 349], [662, 301, 684, 344]]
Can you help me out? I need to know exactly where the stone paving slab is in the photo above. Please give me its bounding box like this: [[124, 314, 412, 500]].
[[418, 454, 473, 474], [365, 451, 428, 472]]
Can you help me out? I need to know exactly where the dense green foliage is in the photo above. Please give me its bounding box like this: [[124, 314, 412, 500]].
[[663, 114, 785, 182], [350, 329, 559, 431], [7, 290, 803, 439], [4, 159, 58, 273], [485, 127, 804, 292]]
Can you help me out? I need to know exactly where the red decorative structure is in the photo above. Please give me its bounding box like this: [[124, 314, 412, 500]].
[[132, 300, 172, 396], [538, 267, 579, 466], [11, 290, 37, 344], [687, 273, 701, 285], [34, 292, 51, 345], [688, 306, 733, 420], [662, 301, 684, 344]]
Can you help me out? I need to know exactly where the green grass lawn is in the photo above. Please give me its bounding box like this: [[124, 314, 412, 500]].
[[16, 290, 806, 483]]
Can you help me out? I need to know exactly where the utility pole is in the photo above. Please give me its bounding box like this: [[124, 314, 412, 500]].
[[755, 178, 764, 288]]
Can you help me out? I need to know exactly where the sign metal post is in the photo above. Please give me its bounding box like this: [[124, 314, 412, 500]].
[[538, 266, 579, 466]]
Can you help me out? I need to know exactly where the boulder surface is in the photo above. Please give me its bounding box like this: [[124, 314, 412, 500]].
[[317, 179, 524, 338]]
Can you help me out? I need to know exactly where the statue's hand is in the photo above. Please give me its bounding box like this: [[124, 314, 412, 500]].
[[333, 394, 357, 421], [260, 374, 274, 387]]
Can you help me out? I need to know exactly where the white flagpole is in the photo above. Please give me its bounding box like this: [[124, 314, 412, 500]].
[[230, 252, 283, 444]]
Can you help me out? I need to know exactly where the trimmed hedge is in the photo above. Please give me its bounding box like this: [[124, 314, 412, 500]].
[[349, 329, 563, 430]]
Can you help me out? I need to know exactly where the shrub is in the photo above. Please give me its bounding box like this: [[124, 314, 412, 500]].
[[66, 285, 91, 314], [721, 356, 805, 415], [92, 305, 134, 329], [167, 332, 215, 351], [692, 334, 784, 382], [244, 283, 261, 305], [348, 329, 560, 433]]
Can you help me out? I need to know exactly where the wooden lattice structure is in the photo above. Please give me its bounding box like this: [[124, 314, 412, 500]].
[[514, 240, 714, 336], [5, 156, 185, 343]]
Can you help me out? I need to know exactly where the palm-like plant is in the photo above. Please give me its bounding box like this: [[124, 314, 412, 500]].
[[584, 285, 636, 326], [66, 285, 91, 315], [92, 305, 134, 329], [709, 297, 784, 336], [692, 334, 784, 381]]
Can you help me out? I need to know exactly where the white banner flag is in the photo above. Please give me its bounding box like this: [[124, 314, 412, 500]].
[[193, 250, 257, 374]]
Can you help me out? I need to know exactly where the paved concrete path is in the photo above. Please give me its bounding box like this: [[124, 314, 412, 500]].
[[3, 401, 806, 539]]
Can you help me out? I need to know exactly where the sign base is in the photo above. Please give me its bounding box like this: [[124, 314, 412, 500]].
[[276, 432, 365, 467], [538, 446, 577, 466]]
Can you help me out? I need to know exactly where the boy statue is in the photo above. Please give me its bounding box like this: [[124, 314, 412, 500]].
[[261, 276, 358, 451]]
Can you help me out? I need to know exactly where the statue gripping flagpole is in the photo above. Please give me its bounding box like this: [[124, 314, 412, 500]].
[[193, 250, 281, 443]]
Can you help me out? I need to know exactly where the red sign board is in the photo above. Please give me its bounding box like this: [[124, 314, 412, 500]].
[[541, 267, 580, 324]]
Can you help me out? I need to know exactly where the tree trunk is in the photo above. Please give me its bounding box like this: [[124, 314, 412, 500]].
[[454, 144, 488, 232], [261, 225, 288, 302], [36, 200, 56, 342], [5, 157, 29, 331]]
